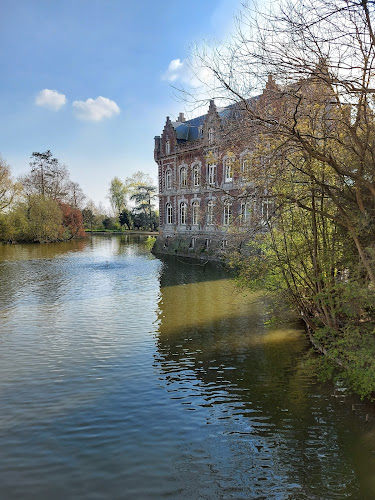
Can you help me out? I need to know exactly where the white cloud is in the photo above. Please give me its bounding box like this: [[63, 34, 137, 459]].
[[72, 96, 120, 122], [35, 89, 67, 111], [162, 58, 214, 89], [162, 58, 185, 82]]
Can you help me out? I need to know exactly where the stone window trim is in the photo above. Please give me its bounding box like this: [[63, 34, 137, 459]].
[[179, 201, 187, 225], [207, 163, 217, 186], [165, 168, 172, 190], [179, 165, 188, 188], [192, 200, 200, 226], [192, 162, 201, 187], [207, 199, 215, 225], [223, 199, 233, 226], [166, 202, 173, 225], [165, 138, 170, 155], [223, 156, 234, 183], [208, 127, 215, 145]]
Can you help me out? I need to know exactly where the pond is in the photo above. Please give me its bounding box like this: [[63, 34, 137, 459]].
[[0, 235, 374, 499]]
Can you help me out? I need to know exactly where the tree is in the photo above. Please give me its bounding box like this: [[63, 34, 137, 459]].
[[187, 0, 375, 397], [130, 184, 157, 231], [119, 208, 132, 230], [0, 155, 21, 211], [108, 177, 128, 215], [23, 151, 85, 207], [124, 171, 154, 196]]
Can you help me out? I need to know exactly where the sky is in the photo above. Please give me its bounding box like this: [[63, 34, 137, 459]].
[[0, 0, 245, 209]]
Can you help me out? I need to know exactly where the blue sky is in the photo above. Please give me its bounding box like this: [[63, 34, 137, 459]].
[[0, 0, 244, 208]]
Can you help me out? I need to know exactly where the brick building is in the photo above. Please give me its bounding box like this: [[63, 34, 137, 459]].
[[153, 83, 275, 258]]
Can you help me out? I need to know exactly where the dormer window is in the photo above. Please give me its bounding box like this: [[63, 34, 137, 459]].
[[166, 139, 170, 155], [208, 127, 214, 145]]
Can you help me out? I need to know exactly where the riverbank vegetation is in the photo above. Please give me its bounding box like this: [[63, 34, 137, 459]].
[[190, 0, 375, 398], [107, 172, 158, 231], [0, 151, 86, 243]]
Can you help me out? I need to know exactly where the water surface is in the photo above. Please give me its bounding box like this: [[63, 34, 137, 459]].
[[0, 235, 374, 499]]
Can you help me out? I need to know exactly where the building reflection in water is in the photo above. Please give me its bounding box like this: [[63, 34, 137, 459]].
[[154, 255, 373, 499]]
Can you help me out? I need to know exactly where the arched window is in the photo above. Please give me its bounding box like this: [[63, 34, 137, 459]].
[[208, 127, 214, 144], [180, 166, 187, 187], [166, 203, 173, 224], [193, 165, 201, 187], [207, 200, 214, 225], [165, 169, 172, 190], [180, 202, 187, 225], [192, 201, 200, 225], [223, 200, 232, 226], [224, 158, 233, 182], [208, 163, 216, 186], [166, 139, 170, 155]]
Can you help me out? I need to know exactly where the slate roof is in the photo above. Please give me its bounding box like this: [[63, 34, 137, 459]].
[[171, 96, 260, 143]]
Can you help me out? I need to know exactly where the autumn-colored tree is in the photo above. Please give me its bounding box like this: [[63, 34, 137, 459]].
[[59, 202, 86, 240]]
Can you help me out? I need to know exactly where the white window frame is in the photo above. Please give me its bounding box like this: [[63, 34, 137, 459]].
[[241, 202, 250, 222], [180, 166, 187, 188], [207, 200, 214, 225], [224, 158, 233, 182], [192, 201, 200, 225], [261, 198, 274, 224], [166, 139, 170, 155], [166, 169, 172, 190], [223, 201, 232, 226], [166, 203, 173, 224], [208, 163, 217, 186], [180, 202, 187, 225], [193, 165, 201, 187]]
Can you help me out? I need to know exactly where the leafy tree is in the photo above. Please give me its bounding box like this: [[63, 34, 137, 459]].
[[119, 208, 132, 230], [132, 212, 148, 230], [25, 195, 63, 243], [0, 155, 21, 211], [108, 177, 128, 215], [59, 202, 85, 240], [190, 0, 375, 397], [131, 184, 157, 230], [22, 151, 85, 207]]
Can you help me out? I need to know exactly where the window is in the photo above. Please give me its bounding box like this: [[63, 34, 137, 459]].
[[242, 159, 249, 173], [261, 199, 275, 224], [208, 127, 214, 144], [241, 202, 250, 222], [223, 200, 232, 226], [208, 163, 217, 185], [193, 165, 201, 187], [166, 139, 170, 155], [166, 203, 173, 224], [190, 237, 196, 248], [180, 202, 187, 225], [180, 166, 187, 187], [205, 238, 211, 248], [192, 201, 200, 225], [207, 200, 214, 225], [166, 169, 172, 190], [224, 158, 233, 182]]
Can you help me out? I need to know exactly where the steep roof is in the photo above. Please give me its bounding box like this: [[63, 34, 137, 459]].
[[171, 96, 260, 143]]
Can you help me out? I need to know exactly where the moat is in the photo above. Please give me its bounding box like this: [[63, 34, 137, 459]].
[[0, 235, 375, 499]]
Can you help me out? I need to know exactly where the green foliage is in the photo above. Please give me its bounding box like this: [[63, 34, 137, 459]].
[[145, 236, 156, 250]]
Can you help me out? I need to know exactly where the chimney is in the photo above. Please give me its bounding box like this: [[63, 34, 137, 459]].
[[177, 112, 185, 122]]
